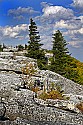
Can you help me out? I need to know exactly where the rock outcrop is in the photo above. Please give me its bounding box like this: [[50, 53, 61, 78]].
[[0, 52, 83, 125]]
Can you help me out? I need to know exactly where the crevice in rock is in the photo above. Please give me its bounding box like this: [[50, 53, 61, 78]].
[[0, 69, 22, 74]]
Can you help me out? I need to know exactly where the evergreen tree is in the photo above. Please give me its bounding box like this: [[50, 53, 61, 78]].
[[51, 30, 69, 74], [25, 44, 27, 50], [28, 18, 42, 59], [0, 44, 3, 52], [27, 18, 47, 69], [3, 43, 6, 49], [50, 30, 79, 82], [17, 44, 24, 51]]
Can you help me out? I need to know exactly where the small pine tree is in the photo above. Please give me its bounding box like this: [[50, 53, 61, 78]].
[[25, 44, 27, 50], [17, 44, 24, 51]]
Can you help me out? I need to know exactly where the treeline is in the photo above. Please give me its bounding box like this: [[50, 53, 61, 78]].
[[26, 18, 83, 85]]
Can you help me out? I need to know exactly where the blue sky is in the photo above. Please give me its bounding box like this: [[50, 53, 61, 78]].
[[0, 0, 83, 62]]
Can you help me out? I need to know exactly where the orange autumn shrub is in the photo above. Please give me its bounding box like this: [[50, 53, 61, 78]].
[[31, 87, 40, 93], [76, 102, 83, 113]]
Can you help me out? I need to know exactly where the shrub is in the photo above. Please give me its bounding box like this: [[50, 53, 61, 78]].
[[38, 92, 49, 100], [76, 102, 83, 113], [31, 87, 40, 93], [48, 90, 63, 100], [39, 90, 63, 100]]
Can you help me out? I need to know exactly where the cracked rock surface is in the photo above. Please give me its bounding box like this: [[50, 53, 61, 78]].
[[0, 52, 83, 125]]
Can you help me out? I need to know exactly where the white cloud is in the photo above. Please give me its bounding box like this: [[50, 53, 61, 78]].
[[72, 0, 83, 12], [38, 24, 54, 36], [64, 27, 83, 48], [13, 24, 28, 32], [79, 16, 83, 23], [42, 5, 74, 20], [78, 28, 83, 34], [41, 35, 52, 49], [1, 24, 29, 39], [55, 20, 76, 30], [13, 15, 24, 20], [72, 0, 83, 8], [34, 4, 75, 27], [69, 41, 80, 48], [8, 7, 39, 17], [55, 18, 83, 30], [68, 28, 83, 36], [41, 2, 53, 8]]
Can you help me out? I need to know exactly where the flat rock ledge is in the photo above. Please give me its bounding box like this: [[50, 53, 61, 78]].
[[0, 72, 82, 125]]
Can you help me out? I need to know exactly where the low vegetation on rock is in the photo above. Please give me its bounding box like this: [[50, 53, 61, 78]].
[[39, 90, 63, 100], [76, 102, 83, 113]]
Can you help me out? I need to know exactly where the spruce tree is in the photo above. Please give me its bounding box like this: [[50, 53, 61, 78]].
[[51, 30, 69, 74], [28, 18, 42, 59], [28, 18, 46, 69], [50, 30, 79, 82]]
